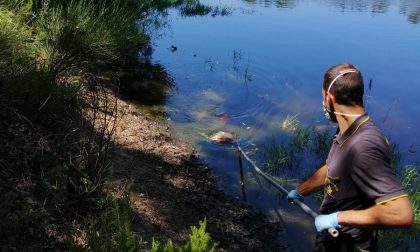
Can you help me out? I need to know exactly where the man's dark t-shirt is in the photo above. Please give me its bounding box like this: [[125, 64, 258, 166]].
[[320, 113, 408, 241]]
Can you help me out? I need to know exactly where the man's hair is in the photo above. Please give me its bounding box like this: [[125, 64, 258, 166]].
[[323, 63, 364, 106]]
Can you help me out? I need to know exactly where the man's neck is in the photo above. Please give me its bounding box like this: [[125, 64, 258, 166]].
[[335, 105, 365, 134]]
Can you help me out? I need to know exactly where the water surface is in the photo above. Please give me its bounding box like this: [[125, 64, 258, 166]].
[[149, 0, 420, 250]]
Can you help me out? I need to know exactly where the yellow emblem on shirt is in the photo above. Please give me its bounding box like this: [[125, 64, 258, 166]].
[[325, 176, 340, 198]]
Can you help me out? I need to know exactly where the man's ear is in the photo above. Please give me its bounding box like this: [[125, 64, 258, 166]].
[[326, 93, 335, 104]]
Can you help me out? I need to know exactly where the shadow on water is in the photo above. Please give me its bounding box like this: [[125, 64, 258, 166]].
[[118, 61, 173, 116], [196, 139, 322, 250]]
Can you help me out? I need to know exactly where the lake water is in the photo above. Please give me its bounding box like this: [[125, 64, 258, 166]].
[[148, 0, 420, 250]]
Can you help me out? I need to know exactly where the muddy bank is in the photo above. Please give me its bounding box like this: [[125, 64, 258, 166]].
[[108, 95, 287, 251]]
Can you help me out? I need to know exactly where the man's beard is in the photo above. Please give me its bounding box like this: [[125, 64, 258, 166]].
[[323, 101, 337, 123]]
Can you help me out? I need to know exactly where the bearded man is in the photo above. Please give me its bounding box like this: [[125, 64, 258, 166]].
[[287, 63, 414, 251]]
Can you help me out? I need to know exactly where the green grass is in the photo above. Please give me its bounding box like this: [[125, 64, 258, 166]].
[[32, 0, 147, 72], [152, 219, 217, 252], [75, 193, 145, 252]]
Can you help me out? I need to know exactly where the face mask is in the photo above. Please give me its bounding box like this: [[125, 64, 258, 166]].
[[323, 99, 363, 123], [323, 100, 337, 123]]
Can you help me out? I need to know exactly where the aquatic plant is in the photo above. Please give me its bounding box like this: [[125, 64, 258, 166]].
[[244, 66, 252, 82], [281, 114, 300, 132], [263, 117, 333, 177]]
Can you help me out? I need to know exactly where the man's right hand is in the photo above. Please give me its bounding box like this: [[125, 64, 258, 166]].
[[287, 189, 304, 202]]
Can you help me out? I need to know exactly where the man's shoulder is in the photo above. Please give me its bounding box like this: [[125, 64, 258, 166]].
[[351, 120, 390, 152]]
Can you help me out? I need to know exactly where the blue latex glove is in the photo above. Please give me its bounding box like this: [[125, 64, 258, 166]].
[[315, 212, 341, 234], [287, 189, 304, 203]]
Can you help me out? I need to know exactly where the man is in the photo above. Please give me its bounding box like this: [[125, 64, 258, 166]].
[[287, 63, 414, 251]]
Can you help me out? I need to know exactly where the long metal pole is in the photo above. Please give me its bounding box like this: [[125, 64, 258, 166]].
[[237, 146, 339, 237], [238, 154, 247, 201]]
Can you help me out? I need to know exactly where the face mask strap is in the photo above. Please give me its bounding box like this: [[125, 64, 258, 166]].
[[324, 102, 362, 118], [333, 111, 362, 117], [326, 70, 357, 94]]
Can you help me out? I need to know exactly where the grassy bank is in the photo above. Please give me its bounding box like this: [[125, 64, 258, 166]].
[[0, 0, 227, 250], [0, 0, 145, 249]]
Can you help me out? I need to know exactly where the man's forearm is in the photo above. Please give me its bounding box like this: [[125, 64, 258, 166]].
[[297, 164, 327, 196], [337, 196, 414, 229]]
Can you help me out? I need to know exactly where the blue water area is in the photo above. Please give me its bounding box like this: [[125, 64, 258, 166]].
[[150, 0, 420, 250]]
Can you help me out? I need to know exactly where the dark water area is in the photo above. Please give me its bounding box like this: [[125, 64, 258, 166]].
[[141, 0, 420, 250]]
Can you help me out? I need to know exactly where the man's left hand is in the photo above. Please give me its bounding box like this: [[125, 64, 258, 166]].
[[315, 212, 341, 233]]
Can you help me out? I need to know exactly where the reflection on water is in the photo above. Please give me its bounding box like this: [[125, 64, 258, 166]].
[[244, 0, 420, 23], [401, 0, 420, 23], [119, 62, 174, 116], [243, 0, 299, 9]]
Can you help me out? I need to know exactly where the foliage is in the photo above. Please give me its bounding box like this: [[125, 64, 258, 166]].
[[32, 0, 148, 73], [75, 193, 145, 252], [0, 0, 225, 250], [0, 5, 31, 73], [180, 219, 217, 252], [0, 76, 116, 249], [76, 194, 216, 252], [151, 219, 217, 252]]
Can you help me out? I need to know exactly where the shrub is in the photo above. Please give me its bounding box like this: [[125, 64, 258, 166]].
[[78, 193, 145, 252], [78, 194, 217, 252], [31, 0, 148, 74], [0, 0, 223, 250], [151, 219, 217, 252]]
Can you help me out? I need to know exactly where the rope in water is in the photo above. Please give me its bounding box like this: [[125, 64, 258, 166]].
[[237, 145, 339, 238]]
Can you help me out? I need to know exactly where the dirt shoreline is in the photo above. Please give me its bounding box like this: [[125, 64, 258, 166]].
[[108, 95, 287, 251]]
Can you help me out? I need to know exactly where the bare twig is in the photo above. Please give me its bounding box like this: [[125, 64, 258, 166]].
[[38, 93, 51, 111]]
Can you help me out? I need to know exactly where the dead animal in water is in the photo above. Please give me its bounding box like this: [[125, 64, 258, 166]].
[[209, 131, 235, 143]]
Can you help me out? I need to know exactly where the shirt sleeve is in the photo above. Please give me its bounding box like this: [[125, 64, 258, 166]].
[[351, 144, 407, 205]]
